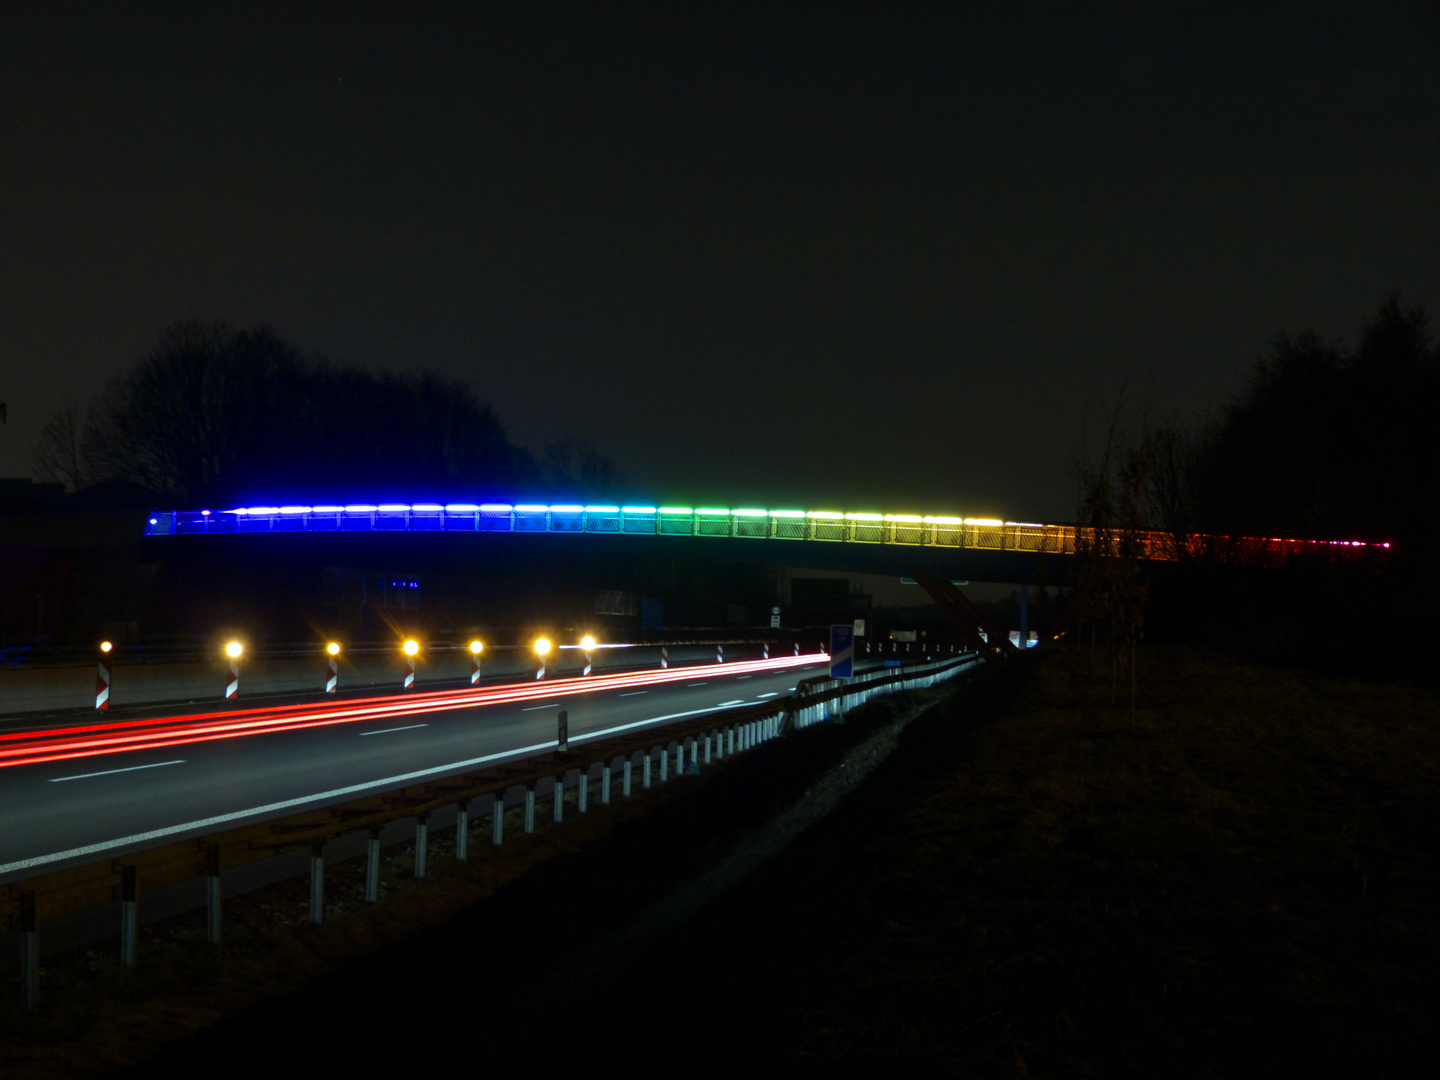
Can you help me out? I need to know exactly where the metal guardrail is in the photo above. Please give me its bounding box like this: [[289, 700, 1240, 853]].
[[143, 503, 1390, 564], [1, 654, 976, 1011]]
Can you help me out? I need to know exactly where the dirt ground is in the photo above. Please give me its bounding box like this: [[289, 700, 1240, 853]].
[[6, 646, 1437, 1076]]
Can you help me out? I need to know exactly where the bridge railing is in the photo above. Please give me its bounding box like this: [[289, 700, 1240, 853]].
[[145, 505, 1387, 565]]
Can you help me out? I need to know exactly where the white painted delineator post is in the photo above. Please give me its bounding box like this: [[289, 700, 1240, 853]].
[[763, 642, 769, 660], [717, 643, 724, 663], [403, 639, 419, 689], [469, 640, 484, 685], [794, 642, 800, 656], [326, 642, 340, 693], [660, 645, 669, 669], [224, 641, 242, 699], [97, 641, 113, 710]]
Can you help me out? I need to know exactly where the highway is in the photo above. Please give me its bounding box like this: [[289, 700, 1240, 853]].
[[0, 654, 828, 879]]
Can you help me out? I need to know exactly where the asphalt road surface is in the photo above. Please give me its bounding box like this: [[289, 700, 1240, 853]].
[[0, 656, 830, 880]]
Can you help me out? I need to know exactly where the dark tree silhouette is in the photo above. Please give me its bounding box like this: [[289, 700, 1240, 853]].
[[51, 320, 553, 505]]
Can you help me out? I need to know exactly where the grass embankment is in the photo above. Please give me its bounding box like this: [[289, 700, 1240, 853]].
[[585, 646, 1439, 1074]]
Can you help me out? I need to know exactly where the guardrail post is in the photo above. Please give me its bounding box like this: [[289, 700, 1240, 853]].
[[643, 751, 652, 789], [20, 890, 38, 1012], [553, 775, 564, 823], [727, 727, 735, 755], [703, 733, 712, 764], [659, 745, 668, 783], [602, 763, 612, 805], [309, 843, 325, 925], [206, 843, 223, 943], [366, 828, 381, 900], [689, 738, 698, 770], [623, 758, 632, 797], [524, 788, 535, 833], [455, 802, 469, 861], [579, 770, 588, 813], [492, 795, 505, 846], [120, 865, 138, 967], [414, 814, 429, 878]]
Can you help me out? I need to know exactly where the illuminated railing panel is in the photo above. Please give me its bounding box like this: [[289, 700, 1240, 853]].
[[143, 504, 1388, 565]]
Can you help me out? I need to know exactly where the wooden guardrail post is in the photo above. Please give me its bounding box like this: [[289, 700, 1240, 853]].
[[21, 890, 38, 1012], [119, 865, 138, 967], [309, 843, 325, 925]]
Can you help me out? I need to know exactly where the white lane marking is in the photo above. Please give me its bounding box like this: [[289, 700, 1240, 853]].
[[521, 703, 563, 712], [686, 682, 708, 687], [757, 692, 779, 698], [717, 699, 745, 707], [359, 724, 428, 736], [736, 675, 751, 679], [619, 691, 648, 697], [1, 702, 758, 877], [49, 760, 185, 783]]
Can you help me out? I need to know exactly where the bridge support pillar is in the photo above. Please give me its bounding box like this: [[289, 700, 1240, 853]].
[[414, 814, 429, 879], [119, 866, 138, 968], [365, 829, 381, 901], [206, 843, 222, 943], [309, 844, 324, 925], [455, 803, 468, 861]]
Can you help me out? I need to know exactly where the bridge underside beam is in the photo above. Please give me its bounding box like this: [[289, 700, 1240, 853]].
[[912, 573, 1019, 662]]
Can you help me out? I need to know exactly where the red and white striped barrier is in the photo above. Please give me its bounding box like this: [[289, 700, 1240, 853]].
[[762, 642, 769, 660], [326, 656, 338, 693], [96, 656, 112, 711], [471, 658, 481, 685], [226, 659, 239, 700], [535, 663, 546, 680], [660, 646, 668, 670], [716, 644, 724, 663], [793, 642, 800, 656], [404, 656, 416, 690], [582, 651, 593, 676]]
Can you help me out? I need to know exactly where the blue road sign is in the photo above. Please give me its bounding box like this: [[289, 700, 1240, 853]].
[[829, 623, 854, 678]]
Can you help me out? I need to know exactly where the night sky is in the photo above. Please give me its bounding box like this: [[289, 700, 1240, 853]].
[[2, 2, 1437, 520]]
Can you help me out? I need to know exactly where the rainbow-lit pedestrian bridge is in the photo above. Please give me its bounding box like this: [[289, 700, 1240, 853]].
[[145, 500, 1386, 565]]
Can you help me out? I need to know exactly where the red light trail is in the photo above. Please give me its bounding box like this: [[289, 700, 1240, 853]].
[[0, 654, 824, 770]]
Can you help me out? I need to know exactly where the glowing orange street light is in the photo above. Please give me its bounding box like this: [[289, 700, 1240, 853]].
[[533, 636, 552, 680]]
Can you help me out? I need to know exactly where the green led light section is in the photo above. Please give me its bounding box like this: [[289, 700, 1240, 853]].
[[695, 507, 731, 515]]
